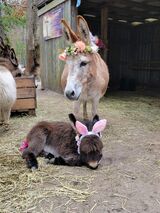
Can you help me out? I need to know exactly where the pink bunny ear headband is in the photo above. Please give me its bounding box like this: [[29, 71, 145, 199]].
[[75, 119, 107, 154]]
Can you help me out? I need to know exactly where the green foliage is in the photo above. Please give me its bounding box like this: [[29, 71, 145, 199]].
[[15, 40, 26, 64], [0, 3, 27, 64], [0, 4, 26, 33]]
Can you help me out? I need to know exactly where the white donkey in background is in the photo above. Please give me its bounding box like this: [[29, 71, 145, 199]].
[[0, 37, 22, 129], [60, 16, 109, 119]]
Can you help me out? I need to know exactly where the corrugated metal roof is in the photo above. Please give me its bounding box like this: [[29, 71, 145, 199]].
[[81, 0, 160, 22], [37, 0, 160, 22]]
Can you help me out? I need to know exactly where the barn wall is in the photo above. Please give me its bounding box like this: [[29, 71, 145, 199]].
[[108, 21, 160, 88], [131, 23, 160, 88], [38, 0, 74, 92], [38, 0, 160, 91], [108, 22, 131, 88]]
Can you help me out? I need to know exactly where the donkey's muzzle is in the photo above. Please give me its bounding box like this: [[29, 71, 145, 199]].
[[65, 90, 78, 100]]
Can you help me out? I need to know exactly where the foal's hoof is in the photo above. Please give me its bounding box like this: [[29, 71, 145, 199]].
[[46, 158, 55, 164], [31, 166, 38, 171]]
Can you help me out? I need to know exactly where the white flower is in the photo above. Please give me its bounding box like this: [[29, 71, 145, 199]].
[[91, 43, 99, 53]]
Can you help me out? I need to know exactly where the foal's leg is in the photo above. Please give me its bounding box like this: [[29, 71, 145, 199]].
[[22, 136, 46, 169], [63, 154, 82, 166]]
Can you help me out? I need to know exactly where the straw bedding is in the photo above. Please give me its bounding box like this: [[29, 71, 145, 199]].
[[0, 89, 160, 212]]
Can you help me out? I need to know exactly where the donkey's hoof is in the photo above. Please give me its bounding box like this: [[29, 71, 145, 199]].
[[0, 123, 10, 131], [4, 124, 10, 131]]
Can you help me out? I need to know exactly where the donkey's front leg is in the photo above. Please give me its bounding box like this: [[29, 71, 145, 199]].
[[83, 101, 88, 119], [0, 108, 4, 125], [1, 107, 11, 130], [74, 100, 81, 118], [91, 98, 99, 117]]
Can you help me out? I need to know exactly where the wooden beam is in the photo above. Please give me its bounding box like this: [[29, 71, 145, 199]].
[[71, 0, 78, 30], [101, 6, 108, 61], [109, 6, 160, 21], [109, 0, 160, 12]]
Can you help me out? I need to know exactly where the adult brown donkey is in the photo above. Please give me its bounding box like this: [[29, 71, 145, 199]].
[[60, 16, 109, 119]]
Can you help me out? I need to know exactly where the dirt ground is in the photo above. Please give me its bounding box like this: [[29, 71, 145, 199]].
[[0, 87, 160, 213]]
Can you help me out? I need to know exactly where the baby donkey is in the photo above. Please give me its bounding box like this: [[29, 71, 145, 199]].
[[20, 114, 107, 169]]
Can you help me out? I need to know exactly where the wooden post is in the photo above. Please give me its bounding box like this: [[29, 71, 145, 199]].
[[0, 1, 4, 38], [101, 6, 108, 62], [26, 0, 39, 76], [71, 0, 78, 31]]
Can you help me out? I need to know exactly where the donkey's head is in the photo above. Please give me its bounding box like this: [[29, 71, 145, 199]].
[[60, 16, 98, 100], [0, 36, 22, 77], [69, 113, 107, 169]]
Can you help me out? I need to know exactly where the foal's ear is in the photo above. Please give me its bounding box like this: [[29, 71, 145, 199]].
[[92, 114, 100, 124], [68, 113, 77, 126], [77, 15, 91, 45], [61, 19, 79, 43]]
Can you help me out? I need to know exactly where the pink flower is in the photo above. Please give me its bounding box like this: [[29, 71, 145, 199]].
[[59, 52, 67, 61], [74, 41, 86, 52]]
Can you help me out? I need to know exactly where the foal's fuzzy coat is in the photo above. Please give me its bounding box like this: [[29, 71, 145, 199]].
[[21, 114, 107, 169]]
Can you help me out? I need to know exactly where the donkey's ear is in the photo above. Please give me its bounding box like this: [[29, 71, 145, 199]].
[[9, 48, 18, 66], [68, 113, 77, 126], [61, 19, 79, 43], [77, 15, 91, 45], [0, 36, 5, 50]]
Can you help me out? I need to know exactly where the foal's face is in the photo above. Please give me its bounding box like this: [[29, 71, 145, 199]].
[[80, 135, 103, 169], [69, 113, 106, 169], [64, 54, 92, 100]]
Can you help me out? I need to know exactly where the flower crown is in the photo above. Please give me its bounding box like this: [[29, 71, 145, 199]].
[[59, 41, 98, 61]]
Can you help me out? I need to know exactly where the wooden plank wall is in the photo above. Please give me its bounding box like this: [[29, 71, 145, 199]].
[[39, 0, 72, 93], [108, 21, 160, 88]]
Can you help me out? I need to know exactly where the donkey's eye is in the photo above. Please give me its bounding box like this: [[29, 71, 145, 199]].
[[80, 61, 88, 67]]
